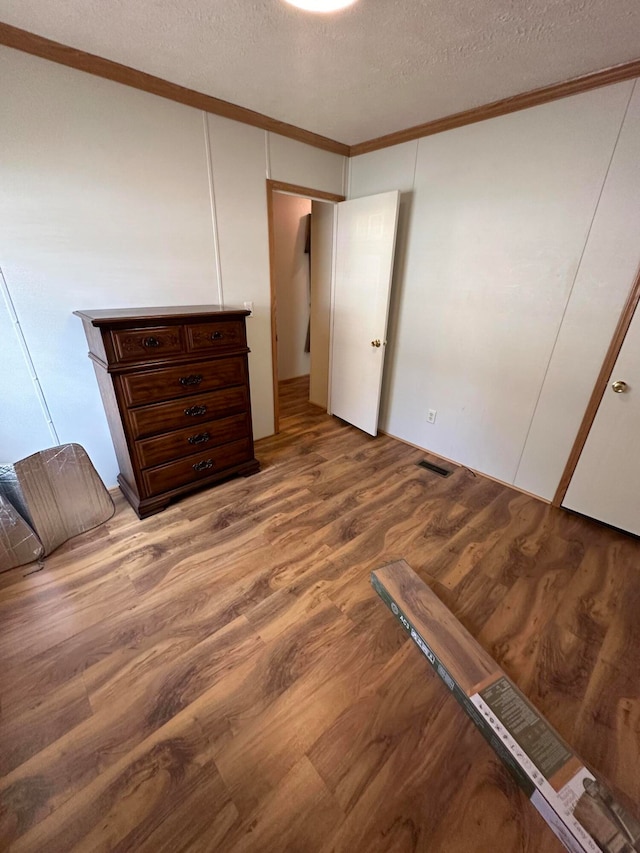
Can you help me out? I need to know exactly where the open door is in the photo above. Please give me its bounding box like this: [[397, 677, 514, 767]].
[[267, 179, 345, 433], [330, 190, 400, 436]]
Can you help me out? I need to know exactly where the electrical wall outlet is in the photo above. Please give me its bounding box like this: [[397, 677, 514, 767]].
[[244, 301, 254, 315], [427, 409, 437, 424]]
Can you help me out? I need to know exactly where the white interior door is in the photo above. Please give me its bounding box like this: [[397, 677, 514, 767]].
[[329, 190, 400, 435], [563, 304, 640, 535]]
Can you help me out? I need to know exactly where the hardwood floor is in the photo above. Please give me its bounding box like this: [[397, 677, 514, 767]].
[[1, 374, 639, 851]]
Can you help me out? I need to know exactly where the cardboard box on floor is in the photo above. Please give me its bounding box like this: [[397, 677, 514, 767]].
[[0, 444, 114, 565], [0, 494, 43, 571], [371, 560, 640, 853]]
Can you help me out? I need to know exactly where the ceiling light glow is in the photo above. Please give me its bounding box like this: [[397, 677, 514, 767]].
[[283, 0, 358, 12]]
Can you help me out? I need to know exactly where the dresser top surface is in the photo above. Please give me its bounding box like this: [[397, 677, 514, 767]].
[[74, 305, 250, 326]]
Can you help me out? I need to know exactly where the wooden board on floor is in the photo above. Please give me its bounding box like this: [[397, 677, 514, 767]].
[[372, 560, 640, 853]]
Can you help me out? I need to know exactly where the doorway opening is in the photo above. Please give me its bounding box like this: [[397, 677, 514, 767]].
[[266, 179, 345, 433]]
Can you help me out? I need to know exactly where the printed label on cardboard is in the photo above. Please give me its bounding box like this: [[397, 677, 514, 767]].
[[480, 677, 572, 780]]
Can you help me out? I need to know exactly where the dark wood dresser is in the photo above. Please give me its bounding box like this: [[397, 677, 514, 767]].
[[74, 306, 260, 518]]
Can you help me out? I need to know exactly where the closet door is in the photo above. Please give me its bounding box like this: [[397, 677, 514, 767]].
[[563, 304, 640, 535]]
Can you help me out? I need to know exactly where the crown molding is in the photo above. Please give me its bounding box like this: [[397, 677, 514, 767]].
[[350, 58, 640, 156], [0, 22, 350, 157], [2, 22, 639, 160]]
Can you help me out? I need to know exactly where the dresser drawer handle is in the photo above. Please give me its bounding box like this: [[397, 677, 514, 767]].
[[184, 404, 207, 417], [188, 432, 211, 445], [180, 374, 203, 386], [143, 336, 161, 348], [210, 331, 224, 340], [192, 459, 214, 472]]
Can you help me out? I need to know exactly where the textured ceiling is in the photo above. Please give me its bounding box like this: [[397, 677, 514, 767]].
[[2, 0, 640, 145]]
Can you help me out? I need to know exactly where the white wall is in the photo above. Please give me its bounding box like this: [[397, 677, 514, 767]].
[[0, 272, 55, 460], [268, 135, 346, 197], [0, 46, 346, 486], [350, 80, 640, 499], [0, 49, 219, 484], [515, 83, 640, 498], [205, 114, 275, 442], [272, 194, 312, 381]]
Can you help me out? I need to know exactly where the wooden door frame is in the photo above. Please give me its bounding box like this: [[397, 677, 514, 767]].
[[552, 262, 640, 506], [266, 179, 345, 433]]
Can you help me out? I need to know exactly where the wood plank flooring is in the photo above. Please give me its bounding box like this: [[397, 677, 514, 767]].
[[1, 374, 639, 851]]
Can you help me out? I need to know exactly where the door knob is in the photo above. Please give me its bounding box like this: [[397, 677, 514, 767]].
[[371, 339, 381, 348], [612, 380, 628, 393]]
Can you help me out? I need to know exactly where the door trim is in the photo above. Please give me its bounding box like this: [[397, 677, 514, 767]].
[[552, 262, 640, 507], [266, 179, 345, 433]]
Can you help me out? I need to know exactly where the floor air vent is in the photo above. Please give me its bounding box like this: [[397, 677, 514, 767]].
[[417, 459, 453, 478]]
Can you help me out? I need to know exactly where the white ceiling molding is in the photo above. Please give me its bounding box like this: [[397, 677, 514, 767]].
[[1, 0, 640, 145]]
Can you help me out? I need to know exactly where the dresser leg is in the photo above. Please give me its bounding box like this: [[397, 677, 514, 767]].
[[136, 499, 170, 518], [117, 475, 169, 519], [240, 459, 261, 477]]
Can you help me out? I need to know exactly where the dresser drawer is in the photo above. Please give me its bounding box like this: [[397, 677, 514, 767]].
[[111, 326, 184, 363], [120, 356, 246, 406], [186, 320, 246, 354], [129, 386, 248, 438], [142, 438, 252, 496], [135, 413, 250, 469]]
